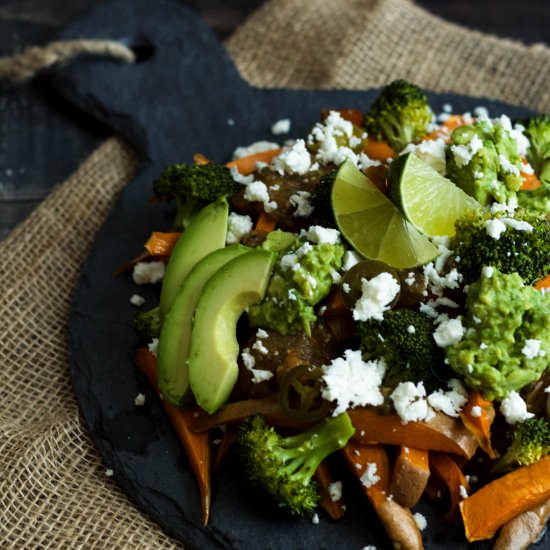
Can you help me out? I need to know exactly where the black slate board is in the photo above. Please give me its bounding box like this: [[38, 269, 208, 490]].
[[53, 0, 545, 548]]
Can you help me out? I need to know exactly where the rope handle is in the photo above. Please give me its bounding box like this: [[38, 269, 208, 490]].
[[0, 39, 136, 85]]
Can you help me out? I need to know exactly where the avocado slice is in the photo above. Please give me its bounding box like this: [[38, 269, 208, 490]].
[[188, 249, 275, 413], [159, 198, 228, 318], [157, 244, 251, 406]]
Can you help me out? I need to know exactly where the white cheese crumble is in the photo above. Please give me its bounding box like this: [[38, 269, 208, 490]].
[[433, 317, 465, 347], [105, 468, 114, 477], [500, 391, 534, 424], [132, 261, 166, 285], [521, 339, 545, 359], [129, 294, 146, 307], [498, 154, 520, 176], [413, 512, 427, 531], [450, 133, 483, 167], [459, 485, 469, 499], [482, 266, 494, 278], [470, 405, 482, 418], [134, 393, 146, 406], [243, 180, 278, 212], [311, 512, 320, 525], [342, 250, 362, 271], [502, 217, 533, 232], [321, 350, 386, 415], [328, 481, 343, 502], [271, 139, 312, 175], [407, 324, 416, 334], [226, 212, 253, 244], [390, 382, 434, 423], [352, 273, 400, 322], [232, 141, 280, 159], [360, 463, 380, 489], [426, 379, 468, 417], [302, 225, 341, 245], [148, 338, 159, 357], [240, 347, 274, 384], [271, 118, 291, 135], [289, 191, 314, 218], [485, 218, 507, 239], [401, 137, 447, 174]]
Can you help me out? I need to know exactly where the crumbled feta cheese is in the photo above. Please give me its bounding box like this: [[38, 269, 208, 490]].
[[311, 513, 320, 525], [129, 294, 146, 307], [328, 481, 343, 502], [134, 393, 146, 406], [321, 350, 386, 415], [232, 141, 280, 159], [522, 339, 545, 359], [470, 406, 482, 418], [459, 485, 469, 499], [271, 139, 312, 175], [132, 261, 166, 285], [241, 348, 255, 369], [280, 252, 299, 272], [303, 225, 341, 245], [342, 250, 362, 271], [390, 382, 434, 423], [413, 512, 427, 531], [148, 338, 159, 357], [442, 103, 453, 113], [433, 317, 465, 347], [427, 379, 468, 417], [271, 118, 291, 135], [289, 191, 314, 218], [485, 218, 507, 239], [501, 217, 533, 232], [252, 338, 269, 355], [498, 154, 520, 176], [226, 212, 253, 244], [482, 266, 494, 278], [352, 273, 400, 322], [229, 165, 254, 184], [105, 468, 114, 477], [288, 288, 297, 301], [450, 134, 483, 167], [360, 463, 380, 489], [500, 391, 534, 424], [243, 180, 278, 212], [401, 137, 447, 174], [241, 347, 274, 384], [406, 325, 416, 334]]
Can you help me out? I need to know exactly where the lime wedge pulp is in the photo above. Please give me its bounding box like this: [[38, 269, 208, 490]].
[[388, 152, 480, 237], [331, 160, 439, 269]]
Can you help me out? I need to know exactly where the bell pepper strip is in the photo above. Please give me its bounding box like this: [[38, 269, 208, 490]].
[[390, 446, 430, 508], [342, 441, 424, 550], [429, 452, 469, 523], [363, 136, 395, 162], [225, 148, 283, 176], [144, 231, 180, 257], [459, 390, 497, 458], [348, 407, 478, 459], [134, 348, 211, 525], [314, 461, 346, 520], [460, 455, 550, 542], [254, 211, 277, 233]]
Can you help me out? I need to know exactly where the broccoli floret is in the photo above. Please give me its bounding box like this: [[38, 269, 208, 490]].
[[451, 209, 550, 285], [133, 305, 161, 340], [311, 170, 337, 228], [357, 308, 445, 392], [445, 121, 523, 205], [518, 115, 550, 214], [237, 413, 354, 515], [494, 417, 550, 472], [153, 163, 240, 229], [446, 269, 550, 400], [363, 80, 432, 152]]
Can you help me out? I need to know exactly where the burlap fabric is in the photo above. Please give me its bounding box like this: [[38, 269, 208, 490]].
[[1, 0, 550, 548]]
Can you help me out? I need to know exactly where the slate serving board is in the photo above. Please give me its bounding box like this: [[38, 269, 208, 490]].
[[54, 0, 544, 548]]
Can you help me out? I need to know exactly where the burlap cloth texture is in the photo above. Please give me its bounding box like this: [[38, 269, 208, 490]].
[[2, 0, 550, 547]]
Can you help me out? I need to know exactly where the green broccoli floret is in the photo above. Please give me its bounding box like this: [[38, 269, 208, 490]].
[[153, 162, 240, 229], [446, 269, 550, 400], [451, 209, 550, 285], [311, 170, 337, 228], [518, 115, 550, 214], [237, 413, 354, 515], [494, 417, 550, 472], [133, 305, 161, 340], [445, 120, 523, 205], [357, 308, 445, 392], [363, 80, 432, 152]]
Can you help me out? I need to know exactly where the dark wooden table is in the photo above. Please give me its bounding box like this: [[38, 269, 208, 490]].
[[1, 0, 549, 239]]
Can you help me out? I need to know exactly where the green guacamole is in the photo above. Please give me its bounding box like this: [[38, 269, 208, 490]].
[[248, 234, 345, 335], [446, 268, 550, 400]]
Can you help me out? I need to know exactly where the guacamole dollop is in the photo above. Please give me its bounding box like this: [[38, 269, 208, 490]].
[[248, 233, 345, 335], [446, 268, 550, 400]]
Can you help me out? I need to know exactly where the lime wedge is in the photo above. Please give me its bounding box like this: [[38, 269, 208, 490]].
[[388, 152, 480, 236], [332, 160, 439, 268]]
